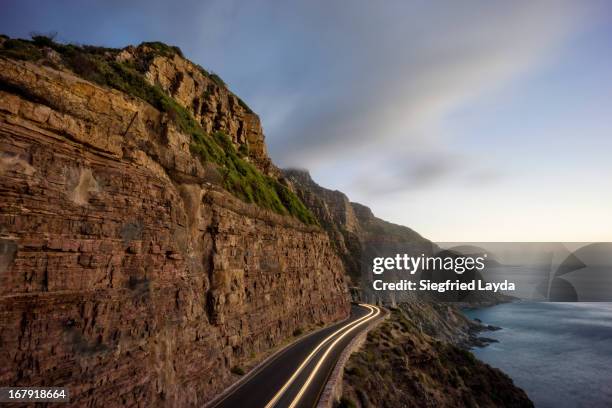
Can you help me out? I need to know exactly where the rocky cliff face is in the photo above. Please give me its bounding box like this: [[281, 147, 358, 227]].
[[0, 37, 349, 406], [117, 43, 277, 177], [283, 169, 434, 295], [283, 169, 512, 307], [283, 169, 363, 283]]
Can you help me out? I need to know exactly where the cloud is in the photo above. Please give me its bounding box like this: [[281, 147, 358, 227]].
[[347, 159, 457, 197], [464, 168, 505, 188], [247, 0, 589, 171], [407, 159, 459, 188], [0, 2, 589, 171], [343, 151, 503, 197], [0, 0, 598, 219]]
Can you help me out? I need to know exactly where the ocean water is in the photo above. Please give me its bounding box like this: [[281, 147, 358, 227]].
[[463, 302, 612, 408]]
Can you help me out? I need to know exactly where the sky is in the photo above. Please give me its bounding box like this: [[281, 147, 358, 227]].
[[2, 0, 611, 242]]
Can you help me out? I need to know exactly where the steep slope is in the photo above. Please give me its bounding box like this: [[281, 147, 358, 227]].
[[284, 169, 512, 307], [0, 36, 349, 406], [118, 42, 277, 177], [282, 169, 363, 283], [283, 169, 434, 296], [283, 172, 531, 407], [339, 303, 533, 408]]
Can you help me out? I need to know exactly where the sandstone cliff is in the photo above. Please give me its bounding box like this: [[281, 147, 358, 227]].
[[117, 42, 277, 177], [282, 169, 364, 283], [0, 36, 349, 406]]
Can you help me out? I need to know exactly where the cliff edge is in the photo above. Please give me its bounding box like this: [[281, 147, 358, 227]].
[[0, 36, 349, 406]]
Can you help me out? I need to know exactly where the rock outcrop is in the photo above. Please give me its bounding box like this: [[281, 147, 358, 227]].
[[283, 169, 363, 283], [283, 169, 433, 295], [118, 43, 278, 176], [0, 39, 349, 406]]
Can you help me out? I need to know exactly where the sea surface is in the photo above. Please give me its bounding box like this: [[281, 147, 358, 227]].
[[463, 302, 612, 408]]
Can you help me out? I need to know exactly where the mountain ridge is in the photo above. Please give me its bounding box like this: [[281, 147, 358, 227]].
[[283, 168, 432, 290]]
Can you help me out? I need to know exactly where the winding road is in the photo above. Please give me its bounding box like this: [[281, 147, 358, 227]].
[[208, 303, 381, 408]]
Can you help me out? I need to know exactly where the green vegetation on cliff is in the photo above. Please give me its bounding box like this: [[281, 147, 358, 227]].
[[0, 34, 316, 224], [192, 131, 317, 224]]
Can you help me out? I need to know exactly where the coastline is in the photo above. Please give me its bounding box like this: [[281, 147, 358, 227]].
[[338, 301, 534, 407], [462, 302, 612, 407], [454, 293, 518, 348]]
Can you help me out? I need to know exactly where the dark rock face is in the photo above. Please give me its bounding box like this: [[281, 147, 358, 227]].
[[283, 169, 433, 289], [0, 52, 349, 406], [283, 169, 363, 283]]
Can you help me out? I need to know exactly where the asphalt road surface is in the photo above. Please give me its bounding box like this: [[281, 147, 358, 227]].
[[209, 303, 381, 408]]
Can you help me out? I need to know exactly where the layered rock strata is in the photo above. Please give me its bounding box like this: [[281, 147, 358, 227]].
[[0, 49, 349, 406], [283, 169, 433, 292]]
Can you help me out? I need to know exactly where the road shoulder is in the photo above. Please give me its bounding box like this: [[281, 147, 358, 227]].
[[204, 313, 353, 408], [316, 306, 388, 408]]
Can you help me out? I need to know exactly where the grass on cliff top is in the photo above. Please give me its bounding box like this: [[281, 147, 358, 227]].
[[191, 131, 317, 224], [139, 41, 184, 58], [0, 34, 316, 225]]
